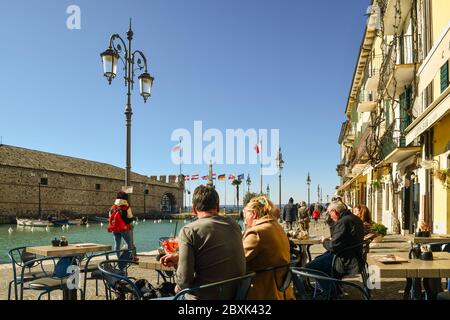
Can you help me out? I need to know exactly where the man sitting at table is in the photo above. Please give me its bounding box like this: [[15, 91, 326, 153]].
[[159, 185, 246, 299], [305, 199, 364, 295]]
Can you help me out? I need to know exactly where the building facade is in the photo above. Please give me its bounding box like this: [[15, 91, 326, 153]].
[[337, 0, 450, 235], [0, 145, 183, 223]]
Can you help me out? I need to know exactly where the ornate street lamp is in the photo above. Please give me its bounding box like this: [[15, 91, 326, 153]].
[[100, 19, 154, 188], [276, 148, 284, 210], [306, 172, 311, 207], [246, 174, 251, 193]]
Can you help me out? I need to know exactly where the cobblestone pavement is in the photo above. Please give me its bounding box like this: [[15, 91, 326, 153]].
[[0, 218, 444, 300]]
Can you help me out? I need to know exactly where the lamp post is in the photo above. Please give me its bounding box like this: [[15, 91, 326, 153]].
[[143, 184, 148, 215], [306, 172, 311, 207], [276, 148, 284, 210], [266, 184, 270, 199], [100, 20, 154, 188], [246, 174, 251, 193], [38, 170, 48, 220]]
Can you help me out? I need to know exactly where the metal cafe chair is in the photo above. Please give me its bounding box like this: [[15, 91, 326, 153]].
[[98, 259, 141, 300], [19, 254, 83, 300], [80, 249, 132, 300], [171, 272, 256, 300], [330, 240, 372, 298], [7, 246, 53, 300], [291, 267, 370, 300]]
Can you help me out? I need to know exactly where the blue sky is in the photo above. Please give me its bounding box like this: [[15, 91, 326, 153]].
[[0, 0, 370, 205]]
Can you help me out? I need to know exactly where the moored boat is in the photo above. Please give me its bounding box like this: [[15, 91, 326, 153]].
[[16, 218, 53, 227]]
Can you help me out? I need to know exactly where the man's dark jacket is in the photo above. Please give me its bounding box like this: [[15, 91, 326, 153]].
[[323, 210, 364, 276], [282, 202, 298, 222]]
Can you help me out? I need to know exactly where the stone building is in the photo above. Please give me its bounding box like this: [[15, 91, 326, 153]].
[[0, 145, 183, 223]]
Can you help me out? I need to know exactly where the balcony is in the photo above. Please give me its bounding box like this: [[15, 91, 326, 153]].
[[383, 0, 413, 35], [357, 90, 377, 113], [382, 35, 420, 97], [366, 54, 383, 91], [379, 119, 421, 163]]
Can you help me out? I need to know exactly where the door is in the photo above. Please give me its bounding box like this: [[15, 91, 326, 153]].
[[402, 186, 410, 232]]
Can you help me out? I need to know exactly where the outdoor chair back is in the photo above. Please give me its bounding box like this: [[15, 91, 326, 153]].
[[81, 249, 132, 300], [98, 259, 140, 300], [19, 254, 82, 300], [172, 272, 256, 300], [291, 267, 369, 300], [330, 240, 371, 297], [7, 246, 52, 300]]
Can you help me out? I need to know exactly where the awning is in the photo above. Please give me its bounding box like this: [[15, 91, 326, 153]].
[[337, 164, 370, 193], [383, 146, 422, 164]]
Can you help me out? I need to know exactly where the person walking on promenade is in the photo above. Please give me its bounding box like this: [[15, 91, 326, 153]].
[[242, 195, 295, 300], [297, 201, 310, 231], [107, 191, 137, 260], [160, 185, 246, 299], [282, 197, 297, 231]]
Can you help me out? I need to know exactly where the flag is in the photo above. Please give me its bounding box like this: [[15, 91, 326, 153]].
[[202, 175, 209, 180], [218, 174, 226, 181], [228, 174, 236, 180], [184, 175, 190, 181], [191, 174, 199, 180], [238, 174, 245, 180], [172, 144, 181, 153], [254, 144, 260, 154]]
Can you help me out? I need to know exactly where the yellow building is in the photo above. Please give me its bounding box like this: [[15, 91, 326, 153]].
[[337, 0, 450, 235]]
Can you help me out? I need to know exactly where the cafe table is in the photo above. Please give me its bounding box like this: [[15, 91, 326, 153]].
[[290, 237, 322, 265], [138, 254, 176, 283], [367, 252, 450, 299], [26, 243, 112, 300], [413, 234, 450, 245]]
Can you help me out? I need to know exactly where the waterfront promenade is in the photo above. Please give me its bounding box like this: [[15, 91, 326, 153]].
[[0, 218, 421, 300]]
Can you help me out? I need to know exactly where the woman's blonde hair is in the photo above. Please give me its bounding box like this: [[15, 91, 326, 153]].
[[245, 195, 276, 219]]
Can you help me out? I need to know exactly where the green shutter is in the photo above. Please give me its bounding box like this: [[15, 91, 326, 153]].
[[385, 100, 390, 125], [441, 60, 449, 93], [400, 86, 412, 146]]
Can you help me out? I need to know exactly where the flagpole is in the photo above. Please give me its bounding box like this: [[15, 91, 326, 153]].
[[224, 177, 227, 214], [260, 138, 263, 194]]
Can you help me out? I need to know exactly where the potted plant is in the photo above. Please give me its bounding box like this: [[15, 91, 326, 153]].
[[371, 222, 387, 242], [433, 169, 448, 183], [371, 180, 381, 190]]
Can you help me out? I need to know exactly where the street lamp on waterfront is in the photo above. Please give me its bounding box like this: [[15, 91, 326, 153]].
[[276, 148, 284, 210], [143, 184, 148, 215], [100, 20, 154, 188], [266, 184, 270, 199], [306, 172, 311, 207], [38, 170, 48, 220], [246, 174, 251, 193]]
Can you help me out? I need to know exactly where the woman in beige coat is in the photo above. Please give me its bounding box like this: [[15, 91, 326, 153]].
[[242, 196, 295, 300]]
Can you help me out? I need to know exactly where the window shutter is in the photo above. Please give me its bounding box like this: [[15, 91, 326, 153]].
[[441, 60, 449, 93]]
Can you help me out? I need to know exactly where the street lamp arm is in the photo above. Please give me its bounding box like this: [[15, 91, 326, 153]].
[[132, 50, 148, 72], [110, 34, 129, 59]]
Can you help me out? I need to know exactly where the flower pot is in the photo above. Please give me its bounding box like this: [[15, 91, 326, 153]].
[[372, 235, 384, 243]]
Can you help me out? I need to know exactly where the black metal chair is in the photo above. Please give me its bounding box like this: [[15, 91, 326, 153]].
[[98, 259, 141, 300], [7, 246, 53, 300], [291, 267, 370, 300], [423, 241, 450, 299], [20, 255, 83, 300], [80, 249, 132, 300], [330, 240, 372, 298], [171, 272, 256, 300]]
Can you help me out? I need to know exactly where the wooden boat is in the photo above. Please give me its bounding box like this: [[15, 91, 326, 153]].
[[16, 218, 53, 227], [89, 216, 108, 223]]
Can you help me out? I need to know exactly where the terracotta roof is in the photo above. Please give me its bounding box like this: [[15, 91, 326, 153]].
[[0, 144, 177, 187]]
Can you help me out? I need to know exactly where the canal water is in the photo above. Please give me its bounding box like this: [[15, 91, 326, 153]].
[[0, 219, 205, 264]]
